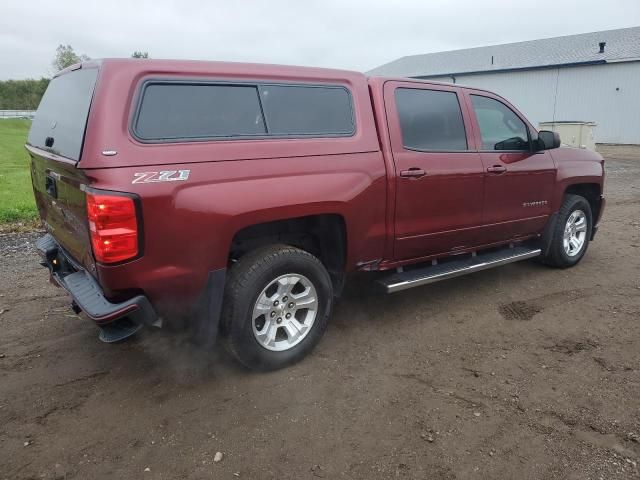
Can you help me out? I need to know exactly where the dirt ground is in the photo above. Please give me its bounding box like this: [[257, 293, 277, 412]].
[[1, 146, 639, 480]]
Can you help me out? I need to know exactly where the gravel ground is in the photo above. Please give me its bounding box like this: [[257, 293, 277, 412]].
[[1, 147, 639, 479]]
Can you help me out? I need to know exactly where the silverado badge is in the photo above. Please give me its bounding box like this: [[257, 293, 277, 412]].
[[522, 200, 548, 207]]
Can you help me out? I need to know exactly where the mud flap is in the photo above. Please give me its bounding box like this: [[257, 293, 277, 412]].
[[190, 268, 226, 348], [540, 212, 559, 257]]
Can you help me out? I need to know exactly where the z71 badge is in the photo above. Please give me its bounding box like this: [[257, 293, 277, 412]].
[[132, 170, 190, 184]]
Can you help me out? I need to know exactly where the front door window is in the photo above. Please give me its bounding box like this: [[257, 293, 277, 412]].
[[470, 95, 530, 151]]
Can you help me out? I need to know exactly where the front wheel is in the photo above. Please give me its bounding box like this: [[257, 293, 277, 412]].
[[222, 245, 333, 371], [540, 194, 592, 268]]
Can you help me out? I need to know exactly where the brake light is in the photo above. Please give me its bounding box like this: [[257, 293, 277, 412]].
[[86, 191, 139, 263]]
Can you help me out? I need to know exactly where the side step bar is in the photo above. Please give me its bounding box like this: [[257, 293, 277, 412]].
[[378, 246, 541, 293]]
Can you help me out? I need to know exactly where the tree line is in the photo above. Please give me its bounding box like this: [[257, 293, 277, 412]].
[[1, 45, 149, 110], [0, 78, 50, 110]]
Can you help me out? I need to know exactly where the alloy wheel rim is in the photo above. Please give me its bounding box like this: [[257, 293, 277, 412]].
[[251, 273, 318, 352], [563, 209, 588, 257]]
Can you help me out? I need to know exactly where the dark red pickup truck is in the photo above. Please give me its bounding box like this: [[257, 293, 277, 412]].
[[28, 59, 605, 370]]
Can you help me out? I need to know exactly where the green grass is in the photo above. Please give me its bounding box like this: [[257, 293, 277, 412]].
[[0, 119, 37, 223]]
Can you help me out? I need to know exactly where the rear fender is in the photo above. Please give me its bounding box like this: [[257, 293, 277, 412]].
[[88, 153, 387, 312]]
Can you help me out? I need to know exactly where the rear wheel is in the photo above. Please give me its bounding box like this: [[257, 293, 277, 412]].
[[222, 245, 333, 371], [541, 194, 592, 268]]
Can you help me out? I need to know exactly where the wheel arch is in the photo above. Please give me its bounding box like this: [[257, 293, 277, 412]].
[[563, 183, 602, 225], [228, 214, 348, 296]]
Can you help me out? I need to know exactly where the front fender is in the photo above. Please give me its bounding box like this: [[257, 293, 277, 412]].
[[550, 147, 604, 212]]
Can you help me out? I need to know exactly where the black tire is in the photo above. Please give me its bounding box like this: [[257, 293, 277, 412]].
[[540, 194, 592, 268], [222, 244, 333, 371]]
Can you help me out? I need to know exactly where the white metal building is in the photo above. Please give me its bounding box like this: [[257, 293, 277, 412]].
[[367, 27, 640, 144]]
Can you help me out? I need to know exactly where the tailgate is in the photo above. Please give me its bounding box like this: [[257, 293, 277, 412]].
[[27, 66, 98, 271], [29, 149, 95, 271]]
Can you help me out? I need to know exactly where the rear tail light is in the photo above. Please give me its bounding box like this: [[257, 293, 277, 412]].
[[86, 191, 140, 264]]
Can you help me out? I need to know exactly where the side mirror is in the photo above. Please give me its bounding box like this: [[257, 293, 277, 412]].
[[535, 130, 561, 150]]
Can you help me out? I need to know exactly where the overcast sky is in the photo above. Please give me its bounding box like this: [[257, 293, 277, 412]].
[[2, 0, 639, 80]]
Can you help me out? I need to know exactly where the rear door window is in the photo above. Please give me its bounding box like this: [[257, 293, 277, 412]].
[[134, 83, 266, 140], [395, 88, 468, 151], [28, 68, 98, 161]]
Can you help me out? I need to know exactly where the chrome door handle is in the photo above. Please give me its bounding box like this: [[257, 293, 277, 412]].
[[487, 165, 507, 174], [400, 168, 427, 179]]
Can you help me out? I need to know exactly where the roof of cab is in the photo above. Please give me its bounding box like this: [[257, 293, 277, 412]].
[[365, 74, 504, 97], [367, 75, 456, 86]]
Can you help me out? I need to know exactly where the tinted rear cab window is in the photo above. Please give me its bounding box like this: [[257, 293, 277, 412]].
[[133, 82, 354, 142], [28, 68, 98, 161], [395, 88, 467, 151]]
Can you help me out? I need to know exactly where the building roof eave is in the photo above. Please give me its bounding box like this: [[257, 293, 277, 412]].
[[412, 60, 615, 79]]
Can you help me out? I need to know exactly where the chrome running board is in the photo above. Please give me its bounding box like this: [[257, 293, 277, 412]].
[[378, 246, 541, 293]]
